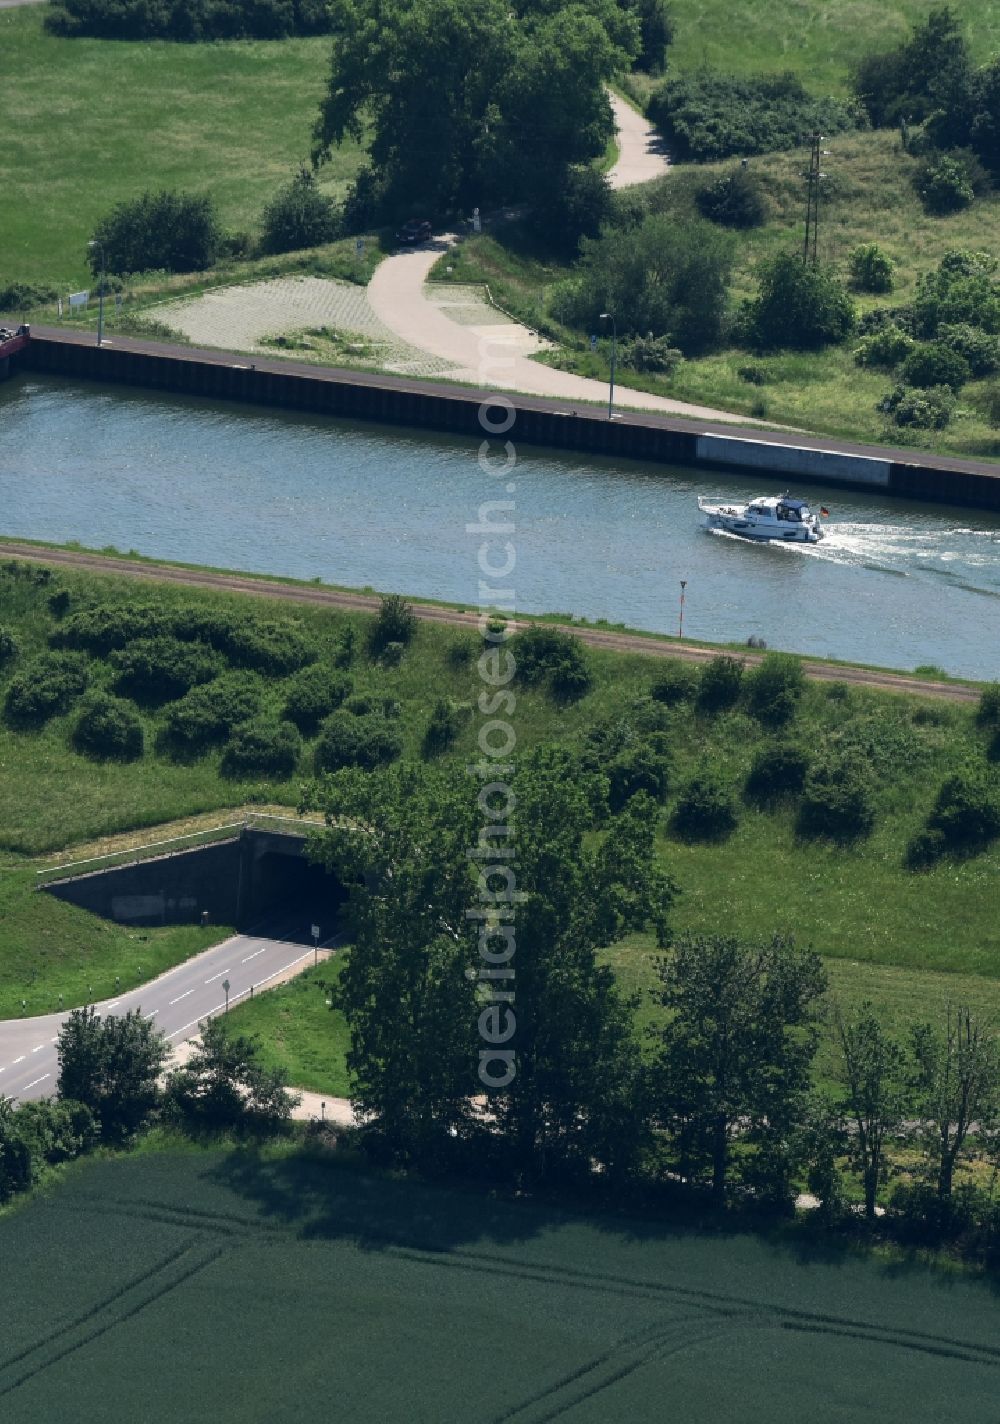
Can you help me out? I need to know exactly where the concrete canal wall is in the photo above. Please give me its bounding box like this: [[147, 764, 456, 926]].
[[14, 328, 1000, 510]]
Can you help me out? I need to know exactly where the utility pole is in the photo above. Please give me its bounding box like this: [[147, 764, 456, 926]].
[[802, 134, 830, 267]]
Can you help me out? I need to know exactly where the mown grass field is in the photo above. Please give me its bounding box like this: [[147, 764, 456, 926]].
[[0, 8, 357, 291], [3, 1147, 1000, 1422]]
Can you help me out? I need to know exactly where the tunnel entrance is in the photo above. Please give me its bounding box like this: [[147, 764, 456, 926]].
[[44, 826, 347, 947]]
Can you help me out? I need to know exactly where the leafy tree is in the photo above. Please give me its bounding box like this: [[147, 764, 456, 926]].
[[652, 933, 826, 1206], [914, 154, 974, 215], [912, 249, 1000, 337], [56, 1007, 168, 1145], [306, 750, 671, 1179], [89, 190, 222, 276], [937, 322, 1000, 376], [632, 0, 672, 72], [532, 166, 612, 258], [422, 697, 468, 757], [742, 252, 855, 351], [853, 6, 974, 132], [911, 1006, 1000, 1199], [836, 1003, 906, 1220], [744, 742, 810, 805], [510, 625, 592, 700], [260, 170, 340, 255], [848, 242, 894, 294], [552, 215, 734, 353], [167, 1018, 298, 1131], [670, 764, 738, 842], [0, 1098, 33, 1201], [3, 650, 90, 729], [900, 340, 970, 391], [72, 693, 144, 763], [314, 0, 628, 217]]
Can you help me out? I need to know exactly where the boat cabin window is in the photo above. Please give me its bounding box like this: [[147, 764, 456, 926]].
[[777, 503, 802, 522]]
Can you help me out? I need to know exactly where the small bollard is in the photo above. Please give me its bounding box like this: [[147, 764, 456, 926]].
[[21, 999, 26, 1016], [250, 984, 254, 1000], [321, 1101, 326, 1122]]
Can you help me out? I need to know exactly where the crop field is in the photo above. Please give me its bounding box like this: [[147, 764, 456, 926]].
[[2, 1148, 1000, 1422]]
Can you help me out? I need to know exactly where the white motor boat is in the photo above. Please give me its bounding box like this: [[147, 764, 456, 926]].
[[698, 493, 825, 543]]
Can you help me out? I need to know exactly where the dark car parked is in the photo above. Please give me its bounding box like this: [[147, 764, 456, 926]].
[[396, 219, 433, 245]]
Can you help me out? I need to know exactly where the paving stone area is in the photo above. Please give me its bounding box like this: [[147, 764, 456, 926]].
[[154, 274, 515, 378]]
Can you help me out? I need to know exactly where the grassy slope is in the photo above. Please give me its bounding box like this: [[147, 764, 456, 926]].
[[439, 127, 1000, 458], [2, 564, 998, 1044], [666, 0, 1000, 90], [0, 9, 357, 291]]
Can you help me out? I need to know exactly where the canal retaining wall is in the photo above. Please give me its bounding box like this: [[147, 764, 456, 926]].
[[15, 330, 1000, 510]]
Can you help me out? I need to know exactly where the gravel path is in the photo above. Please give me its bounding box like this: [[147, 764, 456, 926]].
[[0, 542, 979, 704]]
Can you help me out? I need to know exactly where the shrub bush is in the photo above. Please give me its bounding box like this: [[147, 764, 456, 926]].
[[422, 698, 470, 757], [608, 741, 671, 813], [696, 168, 768, 228], [0, 626, 18, 667], [110, 637, 225, 704], [797, 757, 875, 841], [918, 766, 1000, 857], [878, 383, 956, 429], [260, 171, 340, 255], [72, 693, 144, 762], [697, 655, 744, 713], [314, 710, 403, 773], [282, 665, 352, 733], [651, 661, 697, 705], [179, 612, 316, 676], [368, 594, 417, 656], [648, 70, 863, 163], [334, 625, 358, 668], [52, 603, 168, 654], [89, 190, 222, 275], [741, 252, 855, 351], [744, 742, 810, 804], [899, 340, 971, 391], [510, 625, 592, 701], [0, 281, 58, 312], [937, 322, 1000, 376], [912, 249, 1000, 338], [619, 334, 683, 374], [3, 651, 89, 728], [221, 719, 302, 779], [742, 652, 805, 726], [47, 588, 72, 618], [853, 324, 914, 368], [848, 243, 895, 293], [914, 154, 974, 215], [670, 766, 738, 841], [162, 675, 262, 755], [47, 0, 332, 40], [978, 682, 1000, 729]]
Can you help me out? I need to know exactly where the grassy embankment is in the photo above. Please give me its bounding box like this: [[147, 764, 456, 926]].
[[3, 559, 998, 1089], [434, 126, 1000, 459], [0, 7, 364, 297]]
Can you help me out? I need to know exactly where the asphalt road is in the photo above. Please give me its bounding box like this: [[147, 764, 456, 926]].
[[0, 924, 340, 1104]]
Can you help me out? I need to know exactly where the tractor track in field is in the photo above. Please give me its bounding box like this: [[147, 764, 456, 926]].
[[0, 541, 979, 703]]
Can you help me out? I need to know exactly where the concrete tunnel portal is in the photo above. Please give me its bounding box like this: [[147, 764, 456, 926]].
[[44, 826, 347, 948]]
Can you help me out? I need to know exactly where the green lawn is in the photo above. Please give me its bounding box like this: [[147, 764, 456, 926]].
[[4, 1147, 1000, 1421], [226, 960, 351, 1097], [0, 8, 358, 291]]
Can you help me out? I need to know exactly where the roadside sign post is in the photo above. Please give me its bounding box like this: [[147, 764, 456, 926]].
[[223, 978, 230, 1014], [311, 924, 320, 966]]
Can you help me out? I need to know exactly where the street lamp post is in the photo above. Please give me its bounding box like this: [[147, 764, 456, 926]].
[[88, 240, 105, 347], [599, 311, 617, 420]]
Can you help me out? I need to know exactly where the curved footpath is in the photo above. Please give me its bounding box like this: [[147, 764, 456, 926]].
[[0, 541, 980, 703], [367, 97, 747, 422]]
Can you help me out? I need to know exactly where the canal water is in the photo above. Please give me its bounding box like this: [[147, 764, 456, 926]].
[[2, 375, 999, 679]]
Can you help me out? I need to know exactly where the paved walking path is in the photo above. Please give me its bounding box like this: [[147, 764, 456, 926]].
[[608, 93, 671, 189]]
